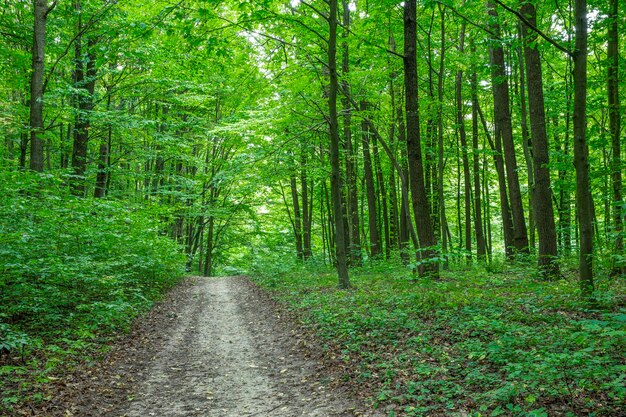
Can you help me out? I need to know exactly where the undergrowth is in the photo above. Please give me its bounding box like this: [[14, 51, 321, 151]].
[[0, 171, 185, 414], [252, 257, 626, 417]]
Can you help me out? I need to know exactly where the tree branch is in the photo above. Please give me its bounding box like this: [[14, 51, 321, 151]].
[[492, 0, 572, 56]]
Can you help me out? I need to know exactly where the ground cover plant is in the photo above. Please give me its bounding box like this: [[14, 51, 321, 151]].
[[0, 171, 185, 414], [252, 259, 626, 417]]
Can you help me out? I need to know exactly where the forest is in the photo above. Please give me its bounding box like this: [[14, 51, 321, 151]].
[[1, 0, 625, 416]]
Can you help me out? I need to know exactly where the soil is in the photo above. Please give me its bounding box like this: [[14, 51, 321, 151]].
[[39, 276, 382, 417]]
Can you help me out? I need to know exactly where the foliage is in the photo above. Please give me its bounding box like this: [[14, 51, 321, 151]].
[[252, 261, 626, 417], [0, 171, 185, 412]]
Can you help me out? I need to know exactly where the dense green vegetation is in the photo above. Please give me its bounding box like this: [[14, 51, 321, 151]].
[[252, 261, 626, 416], [1, 0, 626, 415], [0, 171, 184, 410]]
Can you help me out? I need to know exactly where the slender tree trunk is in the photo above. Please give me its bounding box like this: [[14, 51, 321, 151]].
[[478, 102, 515, 257], [487, 1, 529, 253], [328, 0, 350, 288], [437, 6, 449, 263], [29, 0, 54, 172], [361, 101, 381, 258], [203, 217, 214, 277], [607, 0, 624, 274], [341, 0, 361, 265], [455, 22, 472, 261], [290, 174, 304, 259], [301, 150, 312, 259], [520, 1, 560, 278], [71, 11, 96, 196], [470, 48, 487, 260], [573, 0, 594, 297], [397, 103, 411, 263], [373, 132, 390, 259], [95, 94, 112, 198], [404, 0, 438, 277], [516, 26, 535, 251], [388, 53, 400, 252]]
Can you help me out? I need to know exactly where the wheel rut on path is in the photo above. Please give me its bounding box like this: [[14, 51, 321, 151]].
[[110, 276, 376, 417]]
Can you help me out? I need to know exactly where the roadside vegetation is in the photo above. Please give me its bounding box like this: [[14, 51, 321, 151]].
[[0, 171, 185, 414], [253, 258, 626, 417]]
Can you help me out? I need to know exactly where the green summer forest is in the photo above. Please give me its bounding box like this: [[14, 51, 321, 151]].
[[1, 0, 625, 415]]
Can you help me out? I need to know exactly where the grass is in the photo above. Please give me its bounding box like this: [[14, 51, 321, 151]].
[[251, 259, 626, 417]]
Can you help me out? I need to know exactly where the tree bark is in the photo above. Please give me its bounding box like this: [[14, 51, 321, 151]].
[[301, 149, 313, 259], [361, 101, 381, 258], [477, 100, 515, 257], [520, 1, 560, 278], [404, 0, 439, 277], [487, 1, 529, 254], [29, 0, 52, 172], [70, 8, 96, 197], [573, 0, 594, 297], [455, 22, 472, 261], [290, 174, 304, 259], [516, 26, 535, 251], [470, 42, 487, 260], [607, 0, 623, 274], [437, 5, 449, 264], [328, 0, 350, 288]]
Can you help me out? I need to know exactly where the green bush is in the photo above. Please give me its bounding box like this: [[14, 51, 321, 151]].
[[0, 171, 185, 411]]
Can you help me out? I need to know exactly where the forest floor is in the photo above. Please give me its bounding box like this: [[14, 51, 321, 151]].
[[25, 276, 380, 417]]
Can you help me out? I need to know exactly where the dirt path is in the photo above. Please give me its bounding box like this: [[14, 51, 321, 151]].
[[55, 277, 379, 417]]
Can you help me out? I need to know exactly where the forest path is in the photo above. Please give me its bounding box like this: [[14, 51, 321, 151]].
[[58, 276, 377, 417]]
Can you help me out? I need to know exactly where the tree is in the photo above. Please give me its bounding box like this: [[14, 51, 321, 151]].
[[607, 0, 623, 275], [519, 0, 559, 278], [487, 1, 529, 254], [572, 0, 594, 297], [404, 0, 438, 277], [29, 0, 56, 172], [328, 0, 350, 289]]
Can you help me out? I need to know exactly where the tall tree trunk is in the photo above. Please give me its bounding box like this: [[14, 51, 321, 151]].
[[487, 1, 529, 253], [520, 1, 560, 278], [341, 0, 361, 265], [29, 0, 54, 172], [361, 101, 381, 258], [455, 22, 472, 261], [437, 5, 449, 263], [607, 0, 623, 274], [516, 26, 535, 251], [404, 0, 438, 277], [470, 44, 487, 260], [328, 0, 350, 288], [573, 0, 594, 297], [397, 103, 411, 263], [388, 47, 400, 252]]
